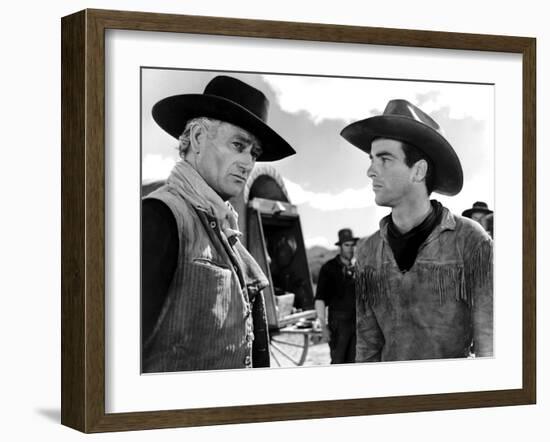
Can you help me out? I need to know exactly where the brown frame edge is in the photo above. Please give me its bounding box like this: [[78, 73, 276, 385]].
[[61, 9, 87, 432], [61, 8, 536, 433]]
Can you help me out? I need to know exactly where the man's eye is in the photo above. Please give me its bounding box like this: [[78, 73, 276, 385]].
[[233, 142, 244, 150]]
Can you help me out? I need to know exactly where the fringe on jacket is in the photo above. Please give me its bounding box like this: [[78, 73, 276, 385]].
[[356, 239, 492, 308]]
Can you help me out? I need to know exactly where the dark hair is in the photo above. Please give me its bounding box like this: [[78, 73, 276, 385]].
[[401, 141, 435, 195]]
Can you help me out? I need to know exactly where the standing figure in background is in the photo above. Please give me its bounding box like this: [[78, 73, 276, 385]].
[[462, 201, 494, 238], [314, 228, 359, 364]]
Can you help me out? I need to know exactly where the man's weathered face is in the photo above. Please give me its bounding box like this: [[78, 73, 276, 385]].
[[340, 241, 356, 260], [367, 138, 416, 207], [195, 122, 262, 200]]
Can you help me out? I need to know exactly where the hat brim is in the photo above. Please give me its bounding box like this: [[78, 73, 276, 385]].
[[152, 94, 295, 162], [340, 115, 463, 196], [462, 207, 493, 217], [335, 238, 359, 246]]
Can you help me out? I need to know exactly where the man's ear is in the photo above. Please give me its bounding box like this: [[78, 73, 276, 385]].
[[413, 159, 428, 183], [189, 124, 206, 154]]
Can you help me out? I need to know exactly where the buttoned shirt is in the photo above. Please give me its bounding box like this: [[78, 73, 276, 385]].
[[315, 255, 356, 319]]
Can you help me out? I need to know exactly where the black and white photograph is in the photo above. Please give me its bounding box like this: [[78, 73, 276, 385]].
[[140, 68, 494, 373]]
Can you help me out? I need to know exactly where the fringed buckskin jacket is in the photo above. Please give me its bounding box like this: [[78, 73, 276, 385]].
[[355, 205, 493, 362]]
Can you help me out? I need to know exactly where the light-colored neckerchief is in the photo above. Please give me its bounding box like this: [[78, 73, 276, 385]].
[[166, 160, 242, 241]]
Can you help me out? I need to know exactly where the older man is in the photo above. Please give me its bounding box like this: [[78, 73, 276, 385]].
[[341, 99, 493, 362], [142, 76, 295, 373]]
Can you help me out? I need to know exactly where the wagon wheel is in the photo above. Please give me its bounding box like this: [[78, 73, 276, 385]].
[[269, 330, 309, 367]]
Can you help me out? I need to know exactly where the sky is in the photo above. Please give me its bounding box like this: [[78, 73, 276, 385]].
[[142, 69, 494, 249]]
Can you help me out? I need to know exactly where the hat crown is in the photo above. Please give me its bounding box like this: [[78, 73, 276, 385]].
[[383, 99, 443, 135], [204, 76, 269, 122], [461, 201, 492, 217], [337, 228, 355, 244], [472, 201, 489, 209]]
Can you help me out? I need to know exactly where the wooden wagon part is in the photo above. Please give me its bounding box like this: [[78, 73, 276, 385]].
[[239, 165, 318, 367]]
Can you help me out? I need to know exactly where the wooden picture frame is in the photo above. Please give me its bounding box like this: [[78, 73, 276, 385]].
[[61, 8, 536, 433]]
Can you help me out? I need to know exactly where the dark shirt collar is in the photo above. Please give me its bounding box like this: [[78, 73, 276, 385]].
[[385, 200, 444, 272], [338, 255, 355, 267]]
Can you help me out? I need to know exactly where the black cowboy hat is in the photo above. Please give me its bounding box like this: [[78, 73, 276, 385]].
[[340, 99, 463, 196], [152, 75, 295, 162], [462, 201, 493, 218], [335, 228, 359, 246]]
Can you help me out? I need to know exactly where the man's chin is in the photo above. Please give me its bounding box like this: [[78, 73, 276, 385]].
[[223, 184, 246, 200], [374, 196, 392, 208]]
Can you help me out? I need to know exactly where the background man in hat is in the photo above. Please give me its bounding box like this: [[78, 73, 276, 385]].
[[463, 201, 494, 238], [141, 75, 295, 373], [314, 228, 359, 364], [341, 99, 493, 362]]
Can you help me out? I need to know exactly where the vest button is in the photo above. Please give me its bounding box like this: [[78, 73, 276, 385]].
[[210, 221, 217, 229]]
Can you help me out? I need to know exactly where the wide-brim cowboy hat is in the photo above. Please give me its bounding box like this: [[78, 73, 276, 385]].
[[335, 228, 359, 246], [340, 99, 463, 196], [152, 75, 295, 162], [462, 201, 493, 218]]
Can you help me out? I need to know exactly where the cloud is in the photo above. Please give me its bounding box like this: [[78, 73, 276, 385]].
[[283, 178, 373, 211], [262, 75, 493, 124], [142, 154, 176, 182]]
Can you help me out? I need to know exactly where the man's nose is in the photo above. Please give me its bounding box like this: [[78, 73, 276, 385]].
[[367, 162, 376, 178], [238, 152, 255, 172]]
